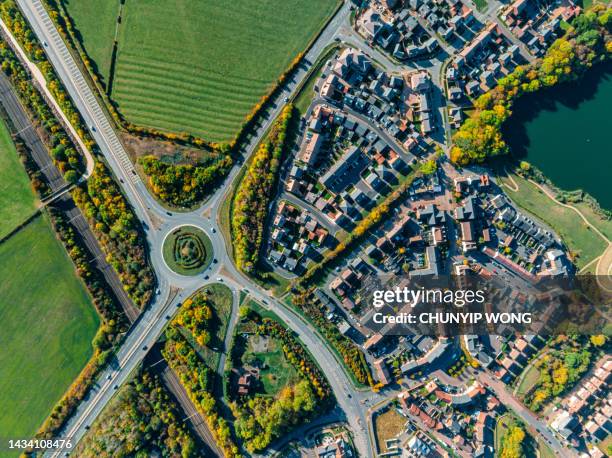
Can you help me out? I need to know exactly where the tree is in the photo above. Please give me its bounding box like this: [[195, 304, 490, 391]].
[[590, 334, 606, 346], [420, 159, 438, 175], [63, 169, 79, 184]]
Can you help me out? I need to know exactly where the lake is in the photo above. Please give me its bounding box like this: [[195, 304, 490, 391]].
[[503, 62, 612, 210]]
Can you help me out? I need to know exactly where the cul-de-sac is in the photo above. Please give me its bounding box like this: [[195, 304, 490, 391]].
[[0, 0, 611, 457]]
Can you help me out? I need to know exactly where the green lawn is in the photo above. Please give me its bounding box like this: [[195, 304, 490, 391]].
[[66, 0, 340, 142], [61, 0, 120, 85], [0, 215, 99, 452], [516, 364, 541, 398], [235, 300, 300, 395], [473, 0, 488, 11], [250, 336, 299, 395], [499, 172, 608, 269], [162, 225, 213, 276], [0, 118, 37, 239]]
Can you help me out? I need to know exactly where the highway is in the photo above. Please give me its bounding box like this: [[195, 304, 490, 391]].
[[9, 1, 568, 457], [0, 71, 139, 322], [9, 1, 378, 457]]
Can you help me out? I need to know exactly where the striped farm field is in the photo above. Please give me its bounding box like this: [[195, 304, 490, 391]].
[[60, 0, 119, 86], [104, 0, 339, 143]]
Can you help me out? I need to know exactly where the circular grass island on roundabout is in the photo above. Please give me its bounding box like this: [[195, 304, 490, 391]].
[[162, 225, 213, 276]]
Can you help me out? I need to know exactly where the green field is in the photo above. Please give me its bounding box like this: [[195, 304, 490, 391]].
[[499, 172, 608, 269], [60, 0, 119, 85], [0, 215, 99, 451], [0, 118, 37, 239], [65, 0, 339, 142]]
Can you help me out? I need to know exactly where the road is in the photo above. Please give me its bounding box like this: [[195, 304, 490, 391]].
[[480, 371, 578, 457], [0, 71, 139, 322], [10, 1, 563, 457], [0, 19, 95, 179], [11, 1, 377, 457]]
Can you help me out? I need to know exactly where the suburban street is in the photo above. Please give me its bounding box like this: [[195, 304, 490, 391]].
[[5, 1, 586, 457], [480, 371, 578, 457]]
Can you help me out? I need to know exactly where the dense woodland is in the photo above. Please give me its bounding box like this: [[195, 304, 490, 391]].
[[140, 152, 233, 208], [73, 162, 155, 308], [232, 105, 293, 273], [174, 291, 214, 347], [451, 5, 612, 165], [74, 370, 202, 458], [499, 419, 527, 458]]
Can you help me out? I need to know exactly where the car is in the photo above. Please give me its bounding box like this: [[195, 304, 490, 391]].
[[90, 125, 96, 132], [106, 374, 112, 380], [284, 96, 289, 102], [204, 275, 209, 280], [156, 288, 161, 295], [84, 425, 90, 430], [212, 228, 216, 233], [216, 277, 223, 282], [165, 315, 170, 320], [213, 258, 218, 264], [42, 40, 48, 47], [113, 385, 118, 390], [119, 178, 124, 184], [262, 299, 268, 305], [142, 345, 148, 351], [166, 212, 173, 216]]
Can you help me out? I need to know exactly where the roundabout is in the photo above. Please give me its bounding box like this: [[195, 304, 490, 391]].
[[162, 225, 213, 276]]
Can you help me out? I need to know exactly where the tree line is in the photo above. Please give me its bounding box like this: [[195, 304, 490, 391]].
[[73, 162, 155, 308], [451, 5, 612, 165], [6, 128, 130, 440], [174, 291, 214, 348], [292, 290, 373, 386], [40, 0, 307, 213], [163, 326, 242, 458], [232, 105, 293, 273], [0, 39, 84, 183], [74, 369, 202, 457]]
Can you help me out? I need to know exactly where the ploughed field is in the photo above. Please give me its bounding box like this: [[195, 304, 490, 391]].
[[0, 215, 98, 450], [63, 0, 339, 142]]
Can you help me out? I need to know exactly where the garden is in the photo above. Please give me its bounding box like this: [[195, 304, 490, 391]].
[[162, 225, 213, 276]]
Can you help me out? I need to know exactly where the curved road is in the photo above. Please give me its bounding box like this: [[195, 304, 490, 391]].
[[11, 1, 378, 457]]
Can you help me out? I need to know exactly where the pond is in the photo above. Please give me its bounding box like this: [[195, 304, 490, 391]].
[[503, 62, 612, 209]]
